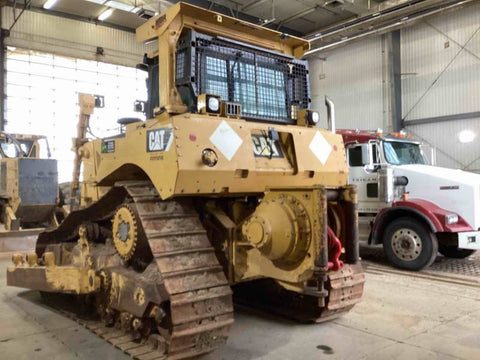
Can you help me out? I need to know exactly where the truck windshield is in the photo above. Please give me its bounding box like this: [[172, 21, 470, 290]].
[[383, 141, 426, 165]]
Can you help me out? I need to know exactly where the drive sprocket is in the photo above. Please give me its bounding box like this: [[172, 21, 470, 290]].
[[112, 204, 138, 261]]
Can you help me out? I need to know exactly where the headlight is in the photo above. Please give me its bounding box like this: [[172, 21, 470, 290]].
[[310, 111, 320, 124], [208, 97, 220, 112], [197, 94, 221, 114], [297, 109, 320, 127], [445, 214, 458, 225]]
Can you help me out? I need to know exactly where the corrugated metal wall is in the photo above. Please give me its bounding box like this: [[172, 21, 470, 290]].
[[407, 119, 480, 172], [402, 4, 480, 121], [1, 7, 156, 67], [401, 3, 480, 172], [309, 2, 480, 172], [310, 37, 385, 131]]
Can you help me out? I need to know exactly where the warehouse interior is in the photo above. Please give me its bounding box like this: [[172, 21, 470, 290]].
[[0, 1, 479, 359]]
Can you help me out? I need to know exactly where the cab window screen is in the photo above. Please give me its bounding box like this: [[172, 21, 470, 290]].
[[176, 30, 310, 124], [205, 57, 229, 100]]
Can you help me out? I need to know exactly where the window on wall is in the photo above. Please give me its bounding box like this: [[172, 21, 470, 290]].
[[5, 48, 148, 182]]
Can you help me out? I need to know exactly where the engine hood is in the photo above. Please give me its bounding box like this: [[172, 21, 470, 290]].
[[393, 164, 480, 230], [396, 164, 480, 187]]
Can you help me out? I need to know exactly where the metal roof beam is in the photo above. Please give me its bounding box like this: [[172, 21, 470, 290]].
[[339, 0, 372, 16], [276, 6, 319, 27], [305, 0, 476, 55], [242, 0, 270, 11], [4, 1, 136, 32]]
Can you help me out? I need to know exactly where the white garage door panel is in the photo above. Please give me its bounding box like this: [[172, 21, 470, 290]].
[[5, 48, 148, 182]]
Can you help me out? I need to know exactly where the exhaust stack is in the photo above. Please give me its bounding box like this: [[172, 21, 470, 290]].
[[325, 96, 335, 133]]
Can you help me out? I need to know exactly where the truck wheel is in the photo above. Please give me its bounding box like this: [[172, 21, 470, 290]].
[[383, 217, 438, 271], [438, 244, 476, 259]]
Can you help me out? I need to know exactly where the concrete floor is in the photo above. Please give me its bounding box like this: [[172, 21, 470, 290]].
[[0, 260, 479, 360]]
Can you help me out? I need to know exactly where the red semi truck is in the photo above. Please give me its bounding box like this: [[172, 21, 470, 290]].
[[340, 129, 479, 270]]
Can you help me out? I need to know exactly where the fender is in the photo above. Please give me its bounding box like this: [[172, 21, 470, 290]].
[[371, 199, 473, 244]]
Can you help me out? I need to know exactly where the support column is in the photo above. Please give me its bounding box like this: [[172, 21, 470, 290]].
[[0, 15, 5, 131], [382, 30, 402, 132]]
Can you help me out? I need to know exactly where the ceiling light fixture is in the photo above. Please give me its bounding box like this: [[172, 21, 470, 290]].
[[98, 8, 114, 21], [43, 0, 58, 9], [105, 1, 135, 12], [458, 129, 476, 144], [86, 0, 160, 18]]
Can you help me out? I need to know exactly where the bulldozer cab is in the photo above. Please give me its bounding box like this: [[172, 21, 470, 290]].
[[0, 132, 57, 230], [0, 132, 46, 159], [136, 2, 313, 124]]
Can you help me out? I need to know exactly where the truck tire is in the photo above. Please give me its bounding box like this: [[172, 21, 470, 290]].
[[438, 244, 476, 259], [383, 217, 438, 271]]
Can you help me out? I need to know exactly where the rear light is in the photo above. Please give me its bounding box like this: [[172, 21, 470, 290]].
[[197, 94, 221, 114], [297, 109, 320, 127]]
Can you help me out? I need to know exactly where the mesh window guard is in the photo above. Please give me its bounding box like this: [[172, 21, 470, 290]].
[[176, 30, 310, 124]]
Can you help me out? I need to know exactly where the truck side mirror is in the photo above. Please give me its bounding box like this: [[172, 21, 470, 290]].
[[363, 142, 379, 173], [420, 144, 436, 166], [362, 145, 376, 172], [361, 145, 370, 166]]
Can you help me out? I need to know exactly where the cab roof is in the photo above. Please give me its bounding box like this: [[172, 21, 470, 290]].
[[137, 2, 310, 58], [337, 129, 420, 146], [0, 133, 46, 141], [336, 129, 377, 145]]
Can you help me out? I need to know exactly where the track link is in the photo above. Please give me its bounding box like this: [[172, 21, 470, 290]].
[[124, 183, 234, 359], [233, 262, 364, 323], [39, 181, 233, 360]]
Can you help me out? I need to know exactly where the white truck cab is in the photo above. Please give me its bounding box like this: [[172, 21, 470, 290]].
[[340, 129, 480, 270]]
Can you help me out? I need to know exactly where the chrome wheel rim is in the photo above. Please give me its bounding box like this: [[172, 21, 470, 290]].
[[391, 228, 423, 261]]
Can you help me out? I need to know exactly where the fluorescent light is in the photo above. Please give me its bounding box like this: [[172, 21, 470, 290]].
[[458, 129, 476, 143], [98, 8, 114, 21], [106, 1, 134, 12], [43, 0, 58, 9], [86, 0, 107, 4]]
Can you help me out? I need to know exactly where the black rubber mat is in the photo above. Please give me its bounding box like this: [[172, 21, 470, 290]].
[[360, 244, 480, 277]]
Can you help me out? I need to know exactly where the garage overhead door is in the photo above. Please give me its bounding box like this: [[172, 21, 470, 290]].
[[5, 48, 148, 182]]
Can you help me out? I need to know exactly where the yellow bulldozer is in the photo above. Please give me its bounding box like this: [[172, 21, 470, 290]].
[[7, 3, 364, 359], [0, 132, 61, 253], [0, 132, 60, 253], [0, 132, 58, 231]]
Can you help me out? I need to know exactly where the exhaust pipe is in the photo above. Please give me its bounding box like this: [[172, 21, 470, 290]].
[[325, 96, 335, 133]]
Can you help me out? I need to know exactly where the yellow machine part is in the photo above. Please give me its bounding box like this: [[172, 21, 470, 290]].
[[112, 205, 139, 261], [80, 114, 348, 204]]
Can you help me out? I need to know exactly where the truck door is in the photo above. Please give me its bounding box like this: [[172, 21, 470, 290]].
[[347, 143, 384, 213]]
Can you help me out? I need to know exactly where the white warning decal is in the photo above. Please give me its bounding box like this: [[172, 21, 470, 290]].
[[309, 131, 332, 165], [209, 121, 243, 161], [147, 128, 173, 152]]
